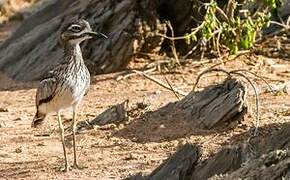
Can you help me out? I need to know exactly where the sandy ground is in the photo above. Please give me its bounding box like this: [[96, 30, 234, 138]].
[[1, 2, 290, 179], [0, 55, 290, 179]]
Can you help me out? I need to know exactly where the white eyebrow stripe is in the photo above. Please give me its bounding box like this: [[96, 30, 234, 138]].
[[68, 24, 82, 30]]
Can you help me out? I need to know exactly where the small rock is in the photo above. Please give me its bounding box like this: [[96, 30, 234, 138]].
[[0, 120, 6, 128], [0, 107, 8, 112], [153, 90, 162, 95], [15, 147, 22, 153], [124, 153, 139, 160], [159, 124, 165, 129], [37, 142, 45, 146]]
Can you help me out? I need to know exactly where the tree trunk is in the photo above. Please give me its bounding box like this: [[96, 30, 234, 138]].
[[0, 0, 167, 81]]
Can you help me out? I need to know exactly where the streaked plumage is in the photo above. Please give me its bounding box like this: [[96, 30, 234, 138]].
[[32, 19, 107, 172]]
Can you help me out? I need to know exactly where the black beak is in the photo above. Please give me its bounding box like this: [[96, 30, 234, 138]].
[[85, 31, 108, 39]]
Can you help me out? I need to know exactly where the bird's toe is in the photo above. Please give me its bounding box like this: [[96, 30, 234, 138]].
[[72, 163, 87, 170], [58, 165, 71, 172]]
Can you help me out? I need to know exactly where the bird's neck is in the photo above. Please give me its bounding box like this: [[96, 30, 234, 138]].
[[63, 43, 84, 65]]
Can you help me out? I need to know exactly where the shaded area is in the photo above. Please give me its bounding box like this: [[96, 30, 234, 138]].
[[113, 78, 247, 143], [128, 122, 290, 179]]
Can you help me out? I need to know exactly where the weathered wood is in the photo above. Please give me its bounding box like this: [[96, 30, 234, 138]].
[[210, 150, 290, 180], [258, 124, 290, 155], [148, 143, 200, 180], [191, 147, 243, 180], [0, 0, 166, 81], [76, 100, 129, 132], [176, 78, 247, 129], [2, 0, 290, 81], [76, 100, 150, 133]]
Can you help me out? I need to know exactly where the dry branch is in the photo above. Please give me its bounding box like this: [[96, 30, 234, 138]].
[[131, 70, 187, 96]]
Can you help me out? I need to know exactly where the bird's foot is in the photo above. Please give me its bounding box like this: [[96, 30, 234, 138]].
[[58, 165, 71, 172], [72, 163, 87, 170]]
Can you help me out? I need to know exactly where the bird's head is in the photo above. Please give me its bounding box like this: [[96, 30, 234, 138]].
[[60, 19, 107, 45]]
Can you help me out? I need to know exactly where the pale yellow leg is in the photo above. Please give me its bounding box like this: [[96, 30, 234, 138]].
[[72, 109, 78, 167], [57, 111, 69, 172]]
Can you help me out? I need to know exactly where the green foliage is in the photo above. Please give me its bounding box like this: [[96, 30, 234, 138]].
[[263, 0, 280, 8], [185, 0, 279, 55]]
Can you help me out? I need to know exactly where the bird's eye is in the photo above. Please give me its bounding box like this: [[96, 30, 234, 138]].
[[69, 25, 82, 32]]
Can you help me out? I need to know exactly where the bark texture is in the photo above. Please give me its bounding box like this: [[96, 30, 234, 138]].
[[176, 78, 247, 129], [148, 143, 200, 180], [0, 0, 166, 81], [76, 100, 129, 132], [210, 150, 290, 180]]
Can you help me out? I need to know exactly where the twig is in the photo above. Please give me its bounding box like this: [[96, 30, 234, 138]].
[[270, 20, 290, 29], [209, 50, 250, 69], [230, 69, 276, 94], [257, 21, 290, 42], [163, 75, 180, 100], [230, 72, 260, 136], [165, 21, 180, 66], [116, 67, 156, 81], [193, 68, 232, 91], [156, 21, 205, 41], [132, 70, 187, 96]]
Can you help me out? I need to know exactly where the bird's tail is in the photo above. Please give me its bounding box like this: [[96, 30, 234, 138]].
[[31, 110, 46, 128]]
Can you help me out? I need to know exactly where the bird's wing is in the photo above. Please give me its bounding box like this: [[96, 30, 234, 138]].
[[36, 75, 58, 106]]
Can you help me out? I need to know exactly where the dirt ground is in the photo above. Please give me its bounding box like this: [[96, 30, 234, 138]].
[[1, 3, 290, 179], [1, 52, 290, 179]]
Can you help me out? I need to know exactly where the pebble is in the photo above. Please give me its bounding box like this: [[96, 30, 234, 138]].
[[0, 107, 8, 112]]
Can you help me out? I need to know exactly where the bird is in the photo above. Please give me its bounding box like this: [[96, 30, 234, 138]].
[[31, 19, 107, 172]]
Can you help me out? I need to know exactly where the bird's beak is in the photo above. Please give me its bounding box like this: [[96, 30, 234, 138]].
[[85, 31, 108, 39]]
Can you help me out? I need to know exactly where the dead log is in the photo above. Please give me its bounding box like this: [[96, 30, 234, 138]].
[[140, 125, 290, 180], [0, 0, 215, 81], [210, 150, 290, 180], [148, 143, 200, 180], [76, 100, 149, 132], [176, 78, 247, 129], [258, 123, 290, 156], [0, 0, 166, 81], [76, 100, 129, 132], [191, 147, 243, 180]]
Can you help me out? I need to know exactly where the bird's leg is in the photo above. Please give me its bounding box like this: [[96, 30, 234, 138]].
[[57, 111, 70, 172], [72, 107, 86, 170], [72, 108, 78, 168]]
